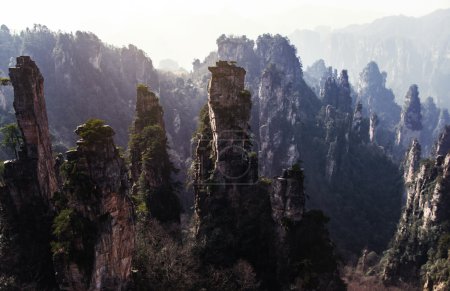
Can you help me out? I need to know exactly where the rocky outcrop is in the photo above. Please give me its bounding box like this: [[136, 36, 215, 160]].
[[420, 97, 440, 156], [396, 85, 422, 149], [128, 85, 180, 224], [270, 167, 305, 226], [337, 70, 352, 113], [319, 68, 358, 181], [382, 126, 450, 289], [53, 119, 134, 290], [355, 62, 447, 158], [211, 36, 402, 258], [0, 56, 58, 289], [357, 61, 400, 128], [216, 35, 259, 82], [321, 70, 352, 113], [256, 35, 320, 177], [0, 27, 160, 148], [193, 62, 270, 285], [157, 72, 207, 207], [258, 64, 304, 177], [214, 35, 321, 179], [7, 56, 58, 205], [0, 57, 135, 290], [403, 139, 421, 185], [304, 59, 328, 95], [193, 61, 258, 239], [322, 105, 351, 182], [433, 126, 450, 158], [289, 10, 450, 110], [193, 61, 343, 290], [433, 109, 450, 142]]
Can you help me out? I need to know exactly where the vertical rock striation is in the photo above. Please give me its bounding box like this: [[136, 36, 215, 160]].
[[270, 167, 305, 227], [0, 56, 58, 289], [6, 56, 58, 205], [383, 126, 450, 289], [53, 119, 135, 290], [369, 113, 379, 144], [1, 57, 136, 290], [193, 61, 343, 290], [194, 61, 261, 268]]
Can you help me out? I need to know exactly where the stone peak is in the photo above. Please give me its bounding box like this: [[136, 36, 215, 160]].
[[405, 84, 419, 102], [401, 84, 422, 131], [208, 60, 246, 75], [14, 55, 34, 67], [435, 125, 450, 157]]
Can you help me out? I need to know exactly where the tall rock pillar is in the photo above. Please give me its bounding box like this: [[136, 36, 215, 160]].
[[0, 56, 58, 289]]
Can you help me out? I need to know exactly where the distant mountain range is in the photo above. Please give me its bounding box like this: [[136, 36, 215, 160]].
[[290, 9, 450, 108]]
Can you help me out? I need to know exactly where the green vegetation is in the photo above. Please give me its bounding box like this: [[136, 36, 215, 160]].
[[134, 84, 163, 128], [51, 136, 101, 283], [418, 231, 450, 287], [0, 123, 22, 159], [259, 176, 272, 186], [51, 207, 96, 281], [248, 151, 257, 159], [290, 162, 305, 181], [51, 209, 75, 256], [239, 89, 251, 103], [194, 103, 212, 137], [137, 83, 148, 92], [75, 118, 114, 145], [289, 210, 345, 290], [60, 159, 96, 201], [130, 122, 181, 222], [0, 77, 10, 86], [132, 220, 260, 291], [129, 86, 180, 223]]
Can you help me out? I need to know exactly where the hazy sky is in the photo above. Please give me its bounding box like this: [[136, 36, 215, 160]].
[[3, 0, 450, 69]]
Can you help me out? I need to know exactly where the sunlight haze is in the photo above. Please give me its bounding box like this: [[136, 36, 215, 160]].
[[3, 0, 449, 69]]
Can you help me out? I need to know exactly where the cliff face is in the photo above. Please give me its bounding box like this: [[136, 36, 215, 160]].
[[256, 35, 320, 177], [193, 61, 343, 290], [434, 109, 450, 142], [289, 9, 450, 109], [7, 56, 58, 205], [421, 97, 440, 156], [354, 62, 446, 159], [382, 126, 450, 289], [270, 167, 305, 225], [52, 119, 135, 290], [157, 72, 206, 207], [0, 56, 58, 289], [321, 70, 352, 114], [128, 85, 180, 224], [194, 62, 261, 268], [0, 57, 135, 290], [215, 35, 321, 178], [208, 36, 402, 257], [357, 61, 400, 127], [0, 26, 159, 148], [319, 70, 356, 182]]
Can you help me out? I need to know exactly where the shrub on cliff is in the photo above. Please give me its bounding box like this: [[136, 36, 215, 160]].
[[0, 123, 22, 159], [75, 118, 114, 145]]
